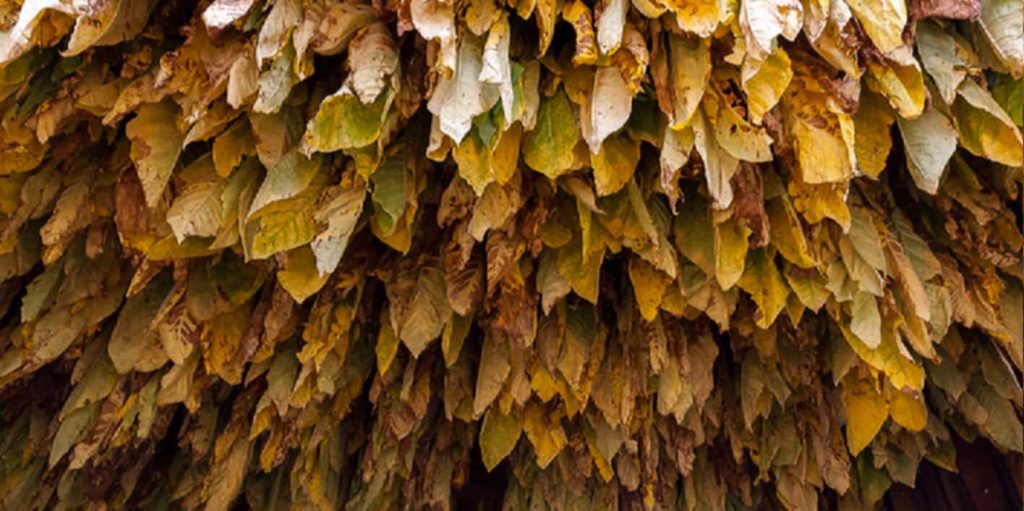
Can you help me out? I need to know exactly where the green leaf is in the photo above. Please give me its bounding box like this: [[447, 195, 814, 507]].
[[480, 407, 522, 471], [248, 151, 322, 218], [896, 108, 957, 194], [370, 144, 412, 235], [953, 79, 1024, 166], [20, 260, 63, 323], [48, 401, 100, 467], [108, 271, 172, 373], [523, 88, 580, 179], [304, 86, 392, 153], [971, 379, 1024, 452]]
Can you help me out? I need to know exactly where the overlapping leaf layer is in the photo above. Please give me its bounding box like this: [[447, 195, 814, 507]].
[[0, 0, 1021, 509]]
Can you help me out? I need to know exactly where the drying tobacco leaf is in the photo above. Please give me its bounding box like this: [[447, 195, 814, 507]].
[[0, 0, 1021, 510]]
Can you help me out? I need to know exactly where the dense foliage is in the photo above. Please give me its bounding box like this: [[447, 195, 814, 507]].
[[0, 0, 1021, 509]]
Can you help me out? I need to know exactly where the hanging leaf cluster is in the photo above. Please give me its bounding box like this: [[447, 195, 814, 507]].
[[0, 0, 1021, 509]]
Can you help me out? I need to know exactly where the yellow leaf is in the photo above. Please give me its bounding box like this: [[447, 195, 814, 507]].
[[766, 196, 816, 268], [146, 235, 221, 261], [491, 122, 522, 185], [468, 182, 520, 241], [841, 376, 889, 455], [628, 257, 671, 321], [783, 97, 856, 184], [166, 182, 226, 242], [714, 215, 750, 290], [212, 119, 256, 178], [442, 313, 471, 367], [276, 247, 330, 303], [453, 130, 495, 195], [707, 92, 773, 163], [741, 47, 793, 125], [840, 313, 925, 391], [522, 401, 567, 468], [592, 133, 640, 196], [558, 239, 604, 304], [466, 0, 501, 34], [562, 0, 599, 66], [809, 22, 862, 78], [529, 364, 562, 402], [659, 34, 710, 129], [845, 0, 907, 54], [887, 386, 927, 431], [788, 179, 851, 230], [245, 199, 317, 260], [737, 248, 789, 328], [784, 264, 830, 311], [853, 92, 896, 179], [201, 305, 250, 384], [534, 0, 558, 54], [0, 124, 45, 175], [664, 0, 720, 36], [866, 57, 926, 119]]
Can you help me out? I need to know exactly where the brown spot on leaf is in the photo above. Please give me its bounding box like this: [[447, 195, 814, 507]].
[[731, 163, 771, 248], [909, 0, 981, 20], [114, 170, 150, 240]]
